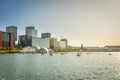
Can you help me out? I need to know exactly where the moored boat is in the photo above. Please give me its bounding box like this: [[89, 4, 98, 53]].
[[77, 52, 81, 56]]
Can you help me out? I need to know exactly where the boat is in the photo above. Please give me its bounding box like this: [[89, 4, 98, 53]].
[[61, 52, 64, 55], [49, 53, 53, 56], [77, 52, 81, 56], [108, 53, 112, 55]]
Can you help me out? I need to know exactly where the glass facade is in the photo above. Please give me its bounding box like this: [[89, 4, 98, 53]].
[[26, 26, 37, 37], [19, 35, 32, 47], [6, 26, 17, 41], [32, 37, 50, 48], [2, 33, 9, 42], [2, 33, 10, 47]]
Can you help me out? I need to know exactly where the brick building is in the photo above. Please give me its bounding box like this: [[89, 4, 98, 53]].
[[0, 31, 14, 48]]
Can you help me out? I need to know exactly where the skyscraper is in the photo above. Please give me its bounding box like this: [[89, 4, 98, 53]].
[[6, 26, 17, 41], [26, 26, 37, 37]]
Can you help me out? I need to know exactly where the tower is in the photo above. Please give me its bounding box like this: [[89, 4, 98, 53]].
[[26, 26, 37, 37], [6, 26, 17, 41]]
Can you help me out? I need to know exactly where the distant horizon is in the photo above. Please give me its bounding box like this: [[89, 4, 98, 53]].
[[1, 26, 120, 47], [0, 0, 120, 46]]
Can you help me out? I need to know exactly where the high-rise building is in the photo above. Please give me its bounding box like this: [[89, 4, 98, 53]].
[[0, 31, 14, 48], [60, 38, 68, 49], [41, 32, 51, 38], [19, 35, 32, 47], [50, 37, 59, 49], [6, 26, 17, 41], [26, 26, 37, 37]]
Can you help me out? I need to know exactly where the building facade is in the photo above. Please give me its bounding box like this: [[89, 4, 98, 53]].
[[19, 35, 32, 47], [60, 38, 68, 49], [6, 26, 17, 41], [19, 36, 50, 48], [41, 33, 51, 38], [26, 26, 37, 37], [32, 37, 50, 48], [104, 46, 120, 51], [0, 31, 14, 48], [50, 37, 59, 49], [59, 41, 66, 49]]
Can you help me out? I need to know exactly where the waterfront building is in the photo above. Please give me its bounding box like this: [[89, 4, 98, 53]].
[[59, 41, 66, 49], [41, 32, 51, 38], [81, 44, 83, 50], [0, 31, 14, 48], [60, 38, 68, 49], [19, 35, 32, 47], [32, 37, 50, 48], [19, 36, 50, 48], [85, 46, 102, 52], [34, 30, 37, 37], [26, 26, 37, 37], [6, 26, 17, 41], [104, 45, 120, 51], [50, 37, 59, 49]]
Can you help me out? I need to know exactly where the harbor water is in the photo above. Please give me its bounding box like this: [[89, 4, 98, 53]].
[[0, 52, 120, 80]]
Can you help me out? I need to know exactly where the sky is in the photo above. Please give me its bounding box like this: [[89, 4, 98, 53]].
[[0, 0, 120, 47]]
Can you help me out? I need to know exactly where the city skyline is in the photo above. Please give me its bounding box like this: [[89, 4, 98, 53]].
[[0, 0, 120, 47]]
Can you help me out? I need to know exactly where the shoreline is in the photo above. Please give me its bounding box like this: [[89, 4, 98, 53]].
[[0, 50, 24, 54], [0, 50, 120, 54]]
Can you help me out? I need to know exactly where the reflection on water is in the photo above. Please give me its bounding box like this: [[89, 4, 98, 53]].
[[0, 52, 120, 80]]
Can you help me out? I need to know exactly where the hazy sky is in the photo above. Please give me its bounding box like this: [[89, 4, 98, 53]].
[[0, 0, 120, 47]]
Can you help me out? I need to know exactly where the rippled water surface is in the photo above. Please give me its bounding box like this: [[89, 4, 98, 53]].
[[0, 52, 120, 80]]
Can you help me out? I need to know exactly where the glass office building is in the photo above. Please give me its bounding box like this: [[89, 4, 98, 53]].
[[6, 26, 17, 41], [26, 26, 37, 37], [19, 35, 32, 47], [32, 37, 50, 48]]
